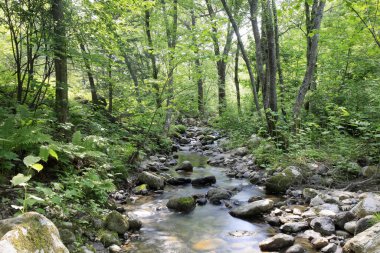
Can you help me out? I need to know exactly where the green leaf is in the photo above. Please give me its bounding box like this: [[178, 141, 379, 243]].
[[11, 173, 31, 186], [23, 155, 41, 167], [49, 149, 58, 160], [72, 131, 82, 145], [39, 146, 50, 162], [31, 163, 43, 172]]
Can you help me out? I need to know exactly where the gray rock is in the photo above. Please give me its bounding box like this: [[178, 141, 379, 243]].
[[303, 188, 320, 199], [207, 188, 232, 205], [104, 211, 129, 234], [361, 166, 380, 178], [59, 228, 76, 244], [100, 231, 120, 247], [311, 237, 329, 249], [138, 171, 165, 190], [166, 196, 196, 213], [175, 161, 193, 172], [109, 244, 122, 253], [126, 213, 142, 231], [344, 221, 357, 234], [259, 233, 295, 251], [266, 166, 302, 194], [336, 211, 356, 229], [265, 216, 281, 226], [281, 221, 309, 233], [0, 212, 69, 253], [230, 199, 274, 219], [167, 177, 192, 185], [286, 244, 305, 253], [310, 195, 325, 206], [191, 176, 216, 187], [343, 222, 380, 253], [321, 243, 337, 253], [310, 217, 335, 236], [351, 193, 380, 218], [355, 215, 374, 234], [234, 147, 249, 156]]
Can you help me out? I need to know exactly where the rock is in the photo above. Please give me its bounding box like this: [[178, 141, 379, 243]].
[[109, 244, 122, 253], [79, 246, 95, 253], [175, 161, 193, 172], [247, 134, 262, 148], [310, 195, 325, 206], [343, 222, 380, 253], [166, 196, 196, 213], [259, 233, 295, 251], [310, 217, 335, 236], [302, 229, 322, 240], [207, 188, 232, 205], [303, 188, 320, 199], [191, 176, 216, 187], [336, 211, 356, 229], [351, 193, 380, 218], [59, 228, 76, 244], [99, 231, 120, 247], [230, 199, 274, 219], [266, 166, 302, 194], [355, 215, 374, 234], [286, 244, 305, 253], [321, 243, 337, 253], [196, 198, 207, 206], [167, 177, 192, 186], [265, 216, 281, 226], [233, 147, 249, 156], [361, 166, 380, 178], [311, 237, 329, 249], [281, 221, 309, 233], [126, 213, 142, 231], [104, 211, 129, 234], [179, 137, 190, 144], [133, 184, 148, 195], [138, 171, 165, 190], [0, 212, 69, 253], [344, 221, 357, 234]]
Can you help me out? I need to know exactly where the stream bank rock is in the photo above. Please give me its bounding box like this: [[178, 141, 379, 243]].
[[192, 176, 216, 187], [138, 171, 165, 190], [0, 212, 69, 253], [167, 196, 196, 213], [266, 166, 303, 194], [343, 222, 380, 253], [206, 188, 232, 205], [259, 233, 295, 251], [350, 193, 380, 218], [175, 161, 193, 172], [230, 199, 274, 219], [104, 211, 129, 234]]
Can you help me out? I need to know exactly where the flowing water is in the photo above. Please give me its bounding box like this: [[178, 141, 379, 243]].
[[125, 151, 275, 253]]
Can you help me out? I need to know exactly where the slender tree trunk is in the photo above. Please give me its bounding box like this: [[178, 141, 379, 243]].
[[190, 7, 204, 115], [220, 0, 261, 114], [79, 43, 98, 105], [293, 0, 326, 128], [145, 8, 160, 106], [123, 53, 141, 102], [52, 0, 68, 123], [234, 45, 241, 114], [272, 0, 285, 116], [108, 55, 113, 113]]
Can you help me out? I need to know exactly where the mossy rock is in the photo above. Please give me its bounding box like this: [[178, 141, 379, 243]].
[[167, 196, 196, 213], [133, 184, 148, 195], [0, 212, 69, 253], [99, 230, 121, 247], [265, 166, 302, 194], [173, 125, 187, 134], [104, 211, 129, 234]]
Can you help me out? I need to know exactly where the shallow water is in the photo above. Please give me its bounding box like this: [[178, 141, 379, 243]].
[[126, 152, 274, 252]]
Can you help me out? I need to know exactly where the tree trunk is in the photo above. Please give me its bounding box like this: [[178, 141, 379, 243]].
[[293, 0, 326, 128], [145, 8, 160, 107], [52, 0, 68, 123], [234, 45, 241, 114], [220, 0, 261, 114], [123, 53, 141, 103], [79, 43, 98, 105], [190, 7, 204, 115], [108, 56, 113, 113]]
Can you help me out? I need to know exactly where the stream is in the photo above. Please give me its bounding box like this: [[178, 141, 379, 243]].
[[125, 151, 273, 253]]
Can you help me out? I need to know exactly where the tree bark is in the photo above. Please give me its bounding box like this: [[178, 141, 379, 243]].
[[293, 0, 326, 128], [220, 0, 261, 114], [108, 55, 113, 113], [123, 53, 141, 102], [79, 43, 98, 105], [234, 45, 241, 114], [52, 0, 68, 123]]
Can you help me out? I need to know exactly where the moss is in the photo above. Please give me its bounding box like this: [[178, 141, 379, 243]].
[[178, 197, 194, 205], [167, 196, 196, 213], [265, 167, 301, 194], [98, 229, 121, 247]]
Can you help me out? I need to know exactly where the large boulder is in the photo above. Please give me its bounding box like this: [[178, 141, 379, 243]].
[[166, 196, 196, 213], [167, 177, 192, 186], [343, 222, 380, 253], [266, 166, 302, 194], [351, 193, 380, 218], [104, 211, 129, 234], [310, 217, 335, 236], [361, 166, 380, 178], [138, 171, 165, 190], [206, 188, 232, 205], [0, 212, 69, 253], [191, 176, 216, 187], [259, 233, 295, 251], [230, 199, 274, 219], [175, 161, 193, 172], [280, 221, 309, 233]]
